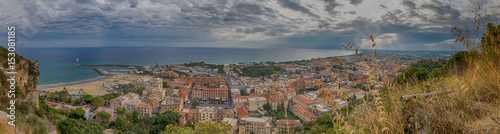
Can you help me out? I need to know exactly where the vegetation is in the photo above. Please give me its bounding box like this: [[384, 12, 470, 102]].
[[162, 120, 232, 134], [339, 14, 500, 133], [92, 96, 105, 109], [296, 87, 319, 94], [239, 65, 283, 77]]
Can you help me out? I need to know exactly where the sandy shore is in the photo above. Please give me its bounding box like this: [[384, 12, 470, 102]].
[[40, 75, 142, 96]]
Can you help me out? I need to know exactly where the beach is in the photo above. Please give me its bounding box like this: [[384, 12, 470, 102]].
[[40, 75, 142, 96]]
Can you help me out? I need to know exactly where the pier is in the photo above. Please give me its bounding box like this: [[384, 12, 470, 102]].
[[75, 63, 143, 69]]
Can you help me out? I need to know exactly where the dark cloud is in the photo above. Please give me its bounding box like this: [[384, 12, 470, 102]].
[[323, 0, 342, 15], [128, 0, 138, 8], [349, 0, 363, 6], [277, 0, 319, 18]]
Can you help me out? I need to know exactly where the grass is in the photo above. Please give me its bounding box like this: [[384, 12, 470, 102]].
[[343, 29, 500, 134]]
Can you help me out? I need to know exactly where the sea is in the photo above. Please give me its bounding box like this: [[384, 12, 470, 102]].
[[16, 47, 354, 89]]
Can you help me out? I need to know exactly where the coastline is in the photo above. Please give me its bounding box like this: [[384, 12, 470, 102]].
[[39, 75, 110, 89], [40, 75, 142, 96], [38, 52, 356, 96]]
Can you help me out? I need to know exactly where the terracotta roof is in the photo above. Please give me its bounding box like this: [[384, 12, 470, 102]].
[[236, 107, 249, 115], [269, 96, 286, 102], [203, 86, 228, 91], [295, 95, 315, 104], [276, 119, 301, 125], [137, 102, 152, 108], [182, 108, 199, 114], [292, 104, 317, 119]]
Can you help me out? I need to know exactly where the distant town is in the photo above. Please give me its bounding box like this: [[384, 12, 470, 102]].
[[39, 51, 452, 134]]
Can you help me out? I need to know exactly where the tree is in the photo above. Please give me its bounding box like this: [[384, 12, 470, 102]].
[[163, 121, 232, 134], [156, 111, 180, 128], [131, 109, 139, 123], [116, 106, 127, 115], [71, 108, 86, 119], [115, 115, 129, 132], [25, 114, 48, 134], [97, 111, 111, 119], [70, 99, 76, 105], [92, 96, 105, 109], [263, 102, 271, 111], [62, 96, 69, 103], [49, 92, 56, 100]]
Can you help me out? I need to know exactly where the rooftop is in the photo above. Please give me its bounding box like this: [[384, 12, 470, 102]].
[[276, 119, 301, 125], [236, 107, 249, 115], [292, 104, 317, 119], [295, 95, 316, 104]]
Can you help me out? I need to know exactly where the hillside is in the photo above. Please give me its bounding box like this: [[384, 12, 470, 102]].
[[0, 46, 44, 133]]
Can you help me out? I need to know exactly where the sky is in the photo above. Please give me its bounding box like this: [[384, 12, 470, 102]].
[[0, 0, 499, 50]]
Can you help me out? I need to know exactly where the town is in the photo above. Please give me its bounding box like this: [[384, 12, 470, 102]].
[[39, 51, 452, 134]]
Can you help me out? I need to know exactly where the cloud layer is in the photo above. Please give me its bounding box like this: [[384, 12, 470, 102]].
[[1, 0, 499, 50]]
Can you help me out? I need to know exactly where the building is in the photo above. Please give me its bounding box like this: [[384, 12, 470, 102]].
[[95, 107, 114, 123], [150, 87, 165, 100], [110, 93, 140, 110], [268, 96, 286, 111], [238, 117, 272, 134], [198, 106, 217, 122], [217, 109, 235, 122], [148, 99, 160, 113], [310, 104, 333, 116], [291, 104, 317, 122], [276, 120, 301, 134], [222, 117, 238, 134], [160, 96, 184, 113], [264, 92, 287, 110], [232, 94, 259, 108], [285, 87, 296, 101], [180, 108, 199, 124], [192, 84, 229, 100], [137, 102, 153, 116], [172, 89, 189, 103], [134, 77, 163, 90], [247, 97, 266, 112], [292, 95, 316, 111], [126, 97, 141, 112], [236, 107, 249, 120]]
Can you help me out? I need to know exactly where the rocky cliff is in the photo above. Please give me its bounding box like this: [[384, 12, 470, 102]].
[[0, 46, 39, 110]]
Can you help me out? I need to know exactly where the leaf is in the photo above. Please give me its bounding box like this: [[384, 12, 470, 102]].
[[355, 47, 359, 54]]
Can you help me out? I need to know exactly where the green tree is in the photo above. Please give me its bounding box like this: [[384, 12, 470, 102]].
[[71, 108, 86, 119], [62, 96, 69, 103], [25, 114, 48, 134], [97, 111, 111, 119], [263, 102, 271, 111], [49, 92, 56, 100], [92, 96, 105, 109], [115, 115, 129, 132], [116, 106, 127, 115]]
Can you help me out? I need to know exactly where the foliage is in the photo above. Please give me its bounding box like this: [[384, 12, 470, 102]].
[[116, 106, 127, 115], [163, 82, 170, 88], [162, 120, 232, 134], [296, 87, 319, 94], [97, 111, 111, 119], [70, 108, 86, 119], [57, 118, 104, 134], [25, 114, 48, 134], [263, 102, 271, 111], [239, 65, 283, 77], [92, 96, 105, 109], [395, 67, 429, 84]]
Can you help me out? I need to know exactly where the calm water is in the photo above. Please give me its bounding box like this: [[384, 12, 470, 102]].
[[16, 47, 353, 87]]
